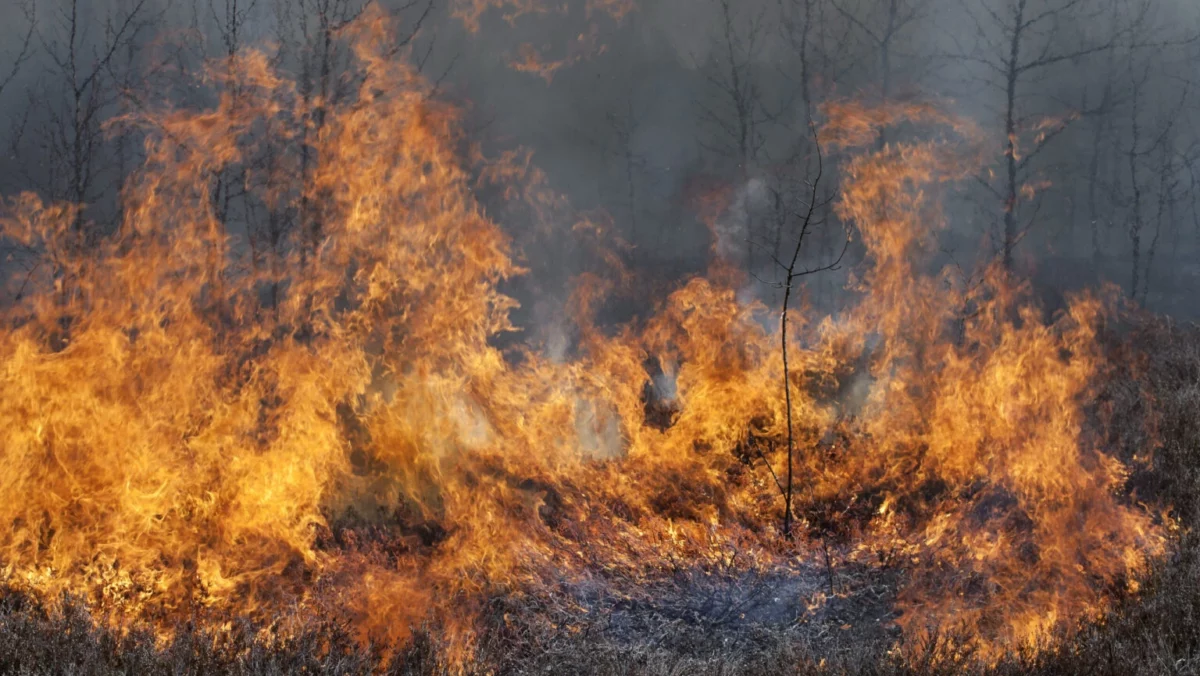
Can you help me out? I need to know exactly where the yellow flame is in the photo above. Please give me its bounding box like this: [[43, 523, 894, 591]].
[[0, 9, 1163, 667]]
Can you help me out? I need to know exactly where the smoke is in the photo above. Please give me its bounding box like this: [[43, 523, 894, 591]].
[[1, 0, 1200, 316], [0, 3, 1179, 659]]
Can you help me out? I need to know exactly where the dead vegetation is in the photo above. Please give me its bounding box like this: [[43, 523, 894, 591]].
[[0, 314, 1198, 675]]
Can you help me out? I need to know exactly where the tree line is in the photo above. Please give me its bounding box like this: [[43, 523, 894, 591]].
[[0, 0, 1197, 314]]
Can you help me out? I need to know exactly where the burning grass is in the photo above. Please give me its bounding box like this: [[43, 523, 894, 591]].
[[0, 8, 1182, 674], [2, 319, 1196, 675]]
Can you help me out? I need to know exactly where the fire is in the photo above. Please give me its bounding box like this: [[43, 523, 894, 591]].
[[510, 25, 609, 84], [454, 0, 635, 32], [455, 0, 632, 83], [0, 8, 1164, 667]]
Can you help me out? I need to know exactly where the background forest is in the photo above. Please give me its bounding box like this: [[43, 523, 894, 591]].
[[1, 0, 1199, 317]]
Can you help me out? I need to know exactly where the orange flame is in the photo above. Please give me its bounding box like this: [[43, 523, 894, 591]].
[[0, 9, 1164, 667]]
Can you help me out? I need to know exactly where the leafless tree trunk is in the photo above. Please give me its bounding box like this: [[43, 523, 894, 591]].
[[1082, 0, 1125, 263], [1126, 63, 1147, 299], [767, 132, 847, 538], [697, 0, 772, 272], [770, 134, 846, 599], [203, 0, 264, 313], [605, 95, 647, 263], [1142, 138, 1178, 306], [31, 0, 152, 227], [0, 2, 35, 101], [21, 0, 152, 348], [0, 2, 36, 186], [828, 0, 930, 147], [1107, 0, 1194, 302], [954, 0, 1118, 271], [276, 0, 434, 266]]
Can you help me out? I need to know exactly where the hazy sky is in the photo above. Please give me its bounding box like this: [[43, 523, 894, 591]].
[[2, 0, 1200, 314]]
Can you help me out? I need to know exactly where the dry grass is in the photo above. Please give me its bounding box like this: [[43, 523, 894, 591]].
[[4, 316, 1200, 675]]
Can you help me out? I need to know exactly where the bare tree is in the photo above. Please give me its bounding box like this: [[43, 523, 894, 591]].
[[952, 0, 1118, 270], [0, 1, 36, 183], [1082, 0, 1198, 302], [828, 0, 933, 146], [1077, 0, 1126, 263], [192, 0, 268, 313], [273, 0, 434, 266], [777, 0, 818, 132], [0, 1, 36, 101], [26, 0, 152, 228], [1121, 56, 1189, 301], [1125, 63, 1147, 299], [695, 0, 782, 280], [10, 0, 153, 347], [1140, 129, 1182, 305], [765, 132, 846, 594], [778, 0, 867, 129], [604, 96, 649, 262], [774, 0, 862, 308], [696, 0, 775, 169], [777, 139, 833, 537]]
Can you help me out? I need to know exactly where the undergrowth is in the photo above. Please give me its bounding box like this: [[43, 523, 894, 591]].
[[3, 317, 1199, 675]]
